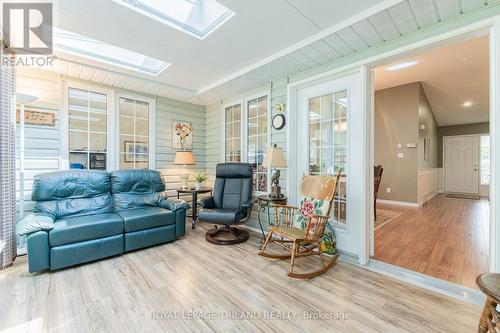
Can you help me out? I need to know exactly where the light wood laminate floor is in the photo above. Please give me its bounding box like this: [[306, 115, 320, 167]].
[[0, 222, 482, 333], [374, 194, 489, 289]]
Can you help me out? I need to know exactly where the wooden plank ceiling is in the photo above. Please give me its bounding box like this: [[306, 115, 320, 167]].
[[45, 0, 499, 106]]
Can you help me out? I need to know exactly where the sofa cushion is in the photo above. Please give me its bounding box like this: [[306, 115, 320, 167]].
[[110, 169, 165, 211], [49, 213, 124, 247], [116, 207, 175, 233], [198, 208, 245, 224], [32, 170, 113, 219]]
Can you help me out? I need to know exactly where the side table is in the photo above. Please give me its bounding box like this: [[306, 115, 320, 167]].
[[256, 194, 288, 241], [177, 187, 213, 230]]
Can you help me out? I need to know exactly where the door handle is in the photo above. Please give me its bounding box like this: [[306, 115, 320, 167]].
[[473, 168, 478, 171]]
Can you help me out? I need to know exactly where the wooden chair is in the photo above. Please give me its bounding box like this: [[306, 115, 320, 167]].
[[477, 273, 500, 333], [258, 174, 340, 279], [374, 165, 383, 220]]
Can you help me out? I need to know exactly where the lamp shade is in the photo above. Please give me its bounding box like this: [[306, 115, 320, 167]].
[[174, 151, 195, 165], [262, 145, 287, 168]]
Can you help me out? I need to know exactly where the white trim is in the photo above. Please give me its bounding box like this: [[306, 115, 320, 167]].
[[490, 17, 500, 273], [115, 92, 156, 170], [364, 17, 498, 274], [61, 80, 114, 171], [222, 99, 243, 162], [376, 199, 419, 207], [419, 191, 439, 206], [287, 67, 361, 206], [243, 90, 272, 195], [365, 260, 485, 305], [196, 0, 403, 94]]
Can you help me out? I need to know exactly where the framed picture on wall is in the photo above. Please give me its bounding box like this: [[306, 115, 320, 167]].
[[172, 120, 193, 150]]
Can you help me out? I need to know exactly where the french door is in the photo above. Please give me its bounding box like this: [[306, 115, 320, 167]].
[[292, 69, 367, 260], [444, 135, 479, 194]]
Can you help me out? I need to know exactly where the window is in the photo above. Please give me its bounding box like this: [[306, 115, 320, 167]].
[[111, 0, 234, 39], [54, 29, 169, 76], [481, 135, 490, 185], [68, 88, 108, 170], [247, 95, 268, 192], [308, 90, 347, 225], [224, 103, 241, 162], [119, 98, 151, 169], [223, 94, 270, 192]]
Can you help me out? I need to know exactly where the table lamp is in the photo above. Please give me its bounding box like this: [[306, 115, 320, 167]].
[[174, 151, 195, 189], [262, 144, 287, 198]]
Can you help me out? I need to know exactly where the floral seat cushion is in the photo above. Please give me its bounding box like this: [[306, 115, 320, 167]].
[[293, 196, 337, 254]]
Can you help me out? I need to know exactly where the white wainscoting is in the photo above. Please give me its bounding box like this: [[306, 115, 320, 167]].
[[418, 168, 443, 206]]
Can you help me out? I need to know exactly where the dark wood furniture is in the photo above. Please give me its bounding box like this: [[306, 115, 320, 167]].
[[477, 273, 500, 333], [374, 165, 384, 220], [256, 195, 288, 241], [176, 187, 212, 230]]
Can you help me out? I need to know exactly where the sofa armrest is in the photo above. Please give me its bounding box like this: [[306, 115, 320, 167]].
[[16, 213, 54, 236], [26, 231, 50, 273], [158, 197, 190, 212], [198, 196, 215, 209]]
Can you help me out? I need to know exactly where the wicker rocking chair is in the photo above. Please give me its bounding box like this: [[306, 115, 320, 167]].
[[258, 174, 340, 279]]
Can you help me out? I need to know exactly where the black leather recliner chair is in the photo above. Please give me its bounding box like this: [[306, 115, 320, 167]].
[[197, 163, 255, 245]]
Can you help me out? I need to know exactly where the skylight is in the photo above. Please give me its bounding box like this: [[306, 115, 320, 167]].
[[112, 0, 235, 39], [53, 29, 170, 76]]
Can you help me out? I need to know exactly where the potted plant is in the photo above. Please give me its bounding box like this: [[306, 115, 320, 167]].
[[194, 173, 207, 190]]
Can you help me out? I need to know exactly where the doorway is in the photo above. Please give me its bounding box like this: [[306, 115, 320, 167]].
[[370, 35, 490, 289], [443, 135, 480, 195]]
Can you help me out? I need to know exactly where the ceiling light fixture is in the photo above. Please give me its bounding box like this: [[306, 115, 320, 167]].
[[384, 61, 419, 71], [463, 101, 473, 108]]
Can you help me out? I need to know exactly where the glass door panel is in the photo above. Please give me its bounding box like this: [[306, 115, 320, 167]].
[[308, 90, 348, 226]]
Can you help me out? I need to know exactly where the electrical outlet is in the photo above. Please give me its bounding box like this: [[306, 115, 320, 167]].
[[386, 187, 391, 193], [398, 152, 404, 159], [397, 143, 402, 149]]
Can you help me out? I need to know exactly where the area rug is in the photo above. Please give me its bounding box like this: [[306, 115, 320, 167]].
[[375, 209, 402, 230]]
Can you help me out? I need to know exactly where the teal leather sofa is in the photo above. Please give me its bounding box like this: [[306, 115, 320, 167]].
[[16, 169, 188, 273]]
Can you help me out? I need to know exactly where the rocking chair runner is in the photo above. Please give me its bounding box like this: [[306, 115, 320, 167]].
[[258, 173, 340, 279]]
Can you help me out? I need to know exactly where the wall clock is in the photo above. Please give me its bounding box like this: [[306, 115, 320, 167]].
[[272, 114, 286, 130]]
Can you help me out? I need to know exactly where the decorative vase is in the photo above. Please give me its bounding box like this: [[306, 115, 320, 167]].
[[195, 182, 202, 190]]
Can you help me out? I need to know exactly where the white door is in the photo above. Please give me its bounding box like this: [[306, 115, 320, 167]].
[[444, 135, 479, 194], [292, 69, 367, 260]]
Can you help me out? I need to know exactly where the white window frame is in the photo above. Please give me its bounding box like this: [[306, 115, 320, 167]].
[[61, 80, 115, 170], [115, 92, 156, 170], [221, 91, 271, 194], [62, 80, 156, 171], [221, 100, 243, 163]]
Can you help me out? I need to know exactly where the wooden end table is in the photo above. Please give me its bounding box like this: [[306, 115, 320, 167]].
[[477, 273, 500, 333], [256, 194, 288, 241], [177, 187, 212, 230]]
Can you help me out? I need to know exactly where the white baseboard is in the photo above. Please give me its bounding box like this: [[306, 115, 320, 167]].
[[418, 191, 439, 207], [365, 260, 484, 305], [377, 199, 418, 207]]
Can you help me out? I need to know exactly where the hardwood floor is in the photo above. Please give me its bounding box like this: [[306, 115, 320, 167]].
[[0, 222, 482, 333], [374, 194, 490, 289]]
